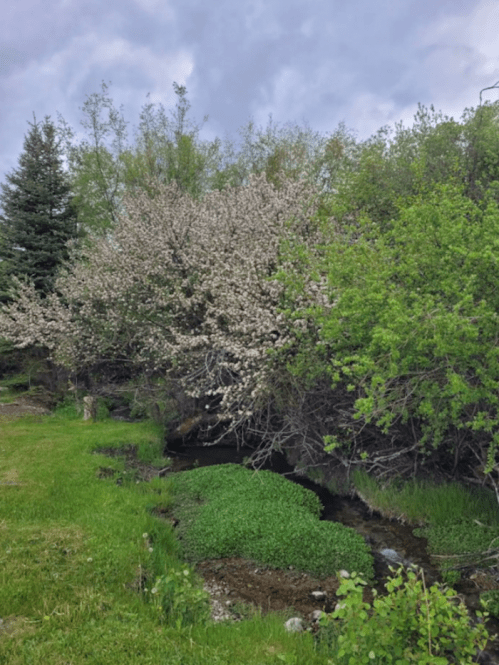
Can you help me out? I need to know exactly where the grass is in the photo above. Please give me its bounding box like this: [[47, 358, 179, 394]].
[[170, 464, 374, 578], [0, 394, 333, 664], [352, 468, 499, 568]]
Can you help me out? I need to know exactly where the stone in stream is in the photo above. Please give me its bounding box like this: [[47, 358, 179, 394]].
[[310, 590, 327, 600], [379, 548, 414, 568]]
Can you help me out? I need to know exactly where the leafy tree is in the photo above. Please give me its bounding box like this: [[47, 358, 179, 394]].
[[57, 82, 131, 238], [58, 82, 223, 240], [119, 83, 215, 201], [326, 101, 499, 228], [0, 115, 77, 298], [280, 178, 499, 482]]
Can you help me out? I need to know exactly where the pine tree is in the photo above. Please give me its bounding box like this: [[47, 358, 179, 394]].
[[0, 115, 77, 299]]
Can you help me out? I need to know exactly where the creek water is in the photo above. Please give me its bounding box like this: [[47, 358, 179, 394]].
[[167, 442, 499, 663]]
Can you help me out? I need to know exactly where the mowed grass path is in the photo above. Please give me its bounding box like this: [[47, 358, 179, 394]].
[[0, 409, 328, 665]]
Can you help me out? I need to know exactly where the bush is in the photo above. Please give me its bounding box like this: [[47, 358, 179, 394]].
[[172, 464, 374, 578], [316, 566, 489, 664], [480, 590, 499, 619], [281, 181, 499, 475]]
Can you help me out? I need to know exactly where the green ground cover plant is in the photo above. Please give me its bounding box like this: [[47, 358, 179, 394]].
[[316, 567, 489, 664], [171, 464, 374, 578], [0, 403, 333, 664]]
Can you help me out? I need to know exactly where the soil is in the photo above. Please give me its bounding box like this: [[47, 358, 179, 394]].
[[0, 396, 51, 421], [194, 557, 344, 623]]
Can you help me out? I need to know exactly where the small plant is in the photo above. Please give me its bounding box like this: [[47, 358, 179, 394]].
[[440, 565, 461, 587], [316, 566, 489, 664], [480, 590, 499, 619], [149, 568, 211, 627]]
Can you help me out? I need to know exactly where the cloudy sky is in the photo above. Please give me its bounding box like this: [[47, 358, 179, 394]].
[[1, 0, 498, 187]]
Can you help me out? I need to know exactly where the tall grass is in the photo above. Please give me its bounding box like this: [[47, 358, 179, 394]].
[[352, 468, 499, 568], [352, 468, 499, 527]]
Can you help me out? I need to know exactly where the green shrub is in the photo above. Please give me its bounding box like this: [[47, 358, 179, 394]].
[[480, 590, 499, 619], [281, 181, 499, 474], [316, 566, 489, 664], [440, 565, 461, 587], [172, 464, 373, 578]]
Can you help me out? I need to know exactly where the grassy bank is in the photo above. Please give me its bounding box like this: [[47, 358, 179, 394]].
[[351, 469, 499, 575], [0, 390, 491, 663], [0, 403, 329, 664]]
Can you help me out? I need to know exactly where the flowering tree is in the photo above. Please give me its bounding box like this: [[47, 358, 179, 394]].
[[0, 173, 322, 437]]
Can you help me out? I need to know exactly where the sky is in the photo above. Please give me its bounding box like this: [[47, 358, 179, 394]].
[[1, 0, 499, 188]]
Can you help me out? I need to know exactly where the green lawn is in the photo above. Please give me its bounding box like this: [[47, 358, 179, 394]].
[[0, 406, 328, 664]]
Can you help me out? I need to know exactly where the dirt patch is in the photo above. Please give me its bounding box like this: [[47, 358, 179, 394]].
[[0, 616, 36, 639], [0, 397, 50, 422], [194, 557, 347, 621], [94, 445, 170, 483]]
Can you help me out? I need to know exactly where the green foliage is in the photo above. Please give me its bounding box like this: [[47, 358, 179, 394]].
[[171, 464, 373, 578], [0, 115, 77, 296], [60, 81, 223, 242], [171, 463, 322, 516], [480, 590, 499, 618], [286, 180, 499, 469], [0, 371, 31, 391], [316, 567, 489, 664], [351, 470, 499, 572], [413, 521, 499, 561], [440, 565, 461, 587], [119, 82, 213, 202], [148, 567, 211, 627], [327, 102, 499, 228]]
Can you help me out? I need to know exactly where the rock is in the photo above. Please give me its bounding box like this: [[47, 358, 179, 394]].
[[310, 610, 324, 622], [311, 590, 326, 600], [285, 617, 304, 633], [380, 548, 409, 566], [339, 569, 350, 578]]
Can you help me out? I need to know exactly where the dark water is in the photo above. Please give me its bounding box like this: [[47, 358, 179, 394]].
[[167, 443, 499, 663]]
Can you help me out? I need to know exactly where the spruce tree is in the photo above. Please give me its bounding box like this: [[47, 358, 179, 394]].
[[0, 115, 77, 298]]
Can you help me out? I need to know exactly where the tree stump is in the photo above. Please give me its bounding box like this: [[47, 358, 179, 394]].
[[83, 396, 97, 421]]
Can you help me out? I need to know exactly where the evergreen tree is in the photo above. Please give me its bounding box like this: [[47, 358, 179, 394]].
[[0, 115, 77, 299]]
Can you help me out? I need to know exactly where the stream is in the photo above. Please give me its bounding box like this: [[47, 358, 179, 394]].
[[167, 442, 499, 663]]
